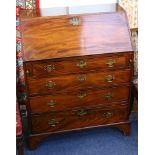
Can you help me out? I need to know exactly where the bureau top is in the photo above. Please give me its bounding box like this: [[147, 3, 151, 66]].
[[20, 4, 133, 62]]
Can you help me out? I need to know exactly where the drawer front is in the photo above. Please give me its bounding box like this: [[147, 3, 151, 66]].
[[31, 104, 129, 134], [25, 54, 132, 78], [29, 86, 130, 113], [28, 69, 131, 95]]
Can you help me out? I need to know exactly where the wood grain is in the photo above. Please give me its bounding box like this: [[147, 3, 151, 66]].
[[28, 69, 131, 95], [21, 12, 133, 61], [25, 53, 133, 78], [21, 6, 134, 149], [29, 86, 130, 113], [31, 104, 129, 134]]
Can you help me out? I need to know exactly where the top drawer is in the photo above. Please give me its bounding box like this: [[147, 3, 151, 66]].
[[25, 54, 133, 78]]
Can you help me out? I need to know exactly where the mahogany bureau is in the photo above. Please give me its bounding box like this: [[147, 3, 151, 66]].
[[20, 4, 134, 150]]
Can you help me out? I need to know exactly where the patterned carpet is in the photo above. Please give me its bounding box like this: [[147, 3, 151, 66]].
[[22, 121, 138, 155]]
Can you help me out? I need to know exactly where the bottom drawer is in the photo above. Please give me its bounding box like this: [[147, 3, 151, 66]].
[[31, 104, 129, 134]]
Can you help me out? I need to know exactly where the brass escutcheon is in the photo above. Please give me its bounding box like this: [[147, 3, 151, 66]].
[[69, 17, 81, 26], [78, 92, 86, 99], [104, 94, 113, 100], [47, 100, 56, 107], [76, 108, 88, 117], [48, 119, 59, 127], [77, 75, 86, 82], [103, 112, 113, 118]]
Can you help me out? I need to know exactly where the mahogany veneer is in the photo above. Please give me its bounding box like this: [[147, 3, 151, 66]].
[[31, 104, 129, 134], [28, 69, 131, 95], [20, 4, 134, 150], [29, 86, 130, 113]]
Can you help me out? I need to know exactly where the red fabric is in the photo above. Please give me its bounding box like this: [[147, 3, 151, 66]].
[[16, 103, 22, 136], [18, 76, 25, 84], [36, 0, 40, 9], [16, 25, 20, 30], [16, 5, 26, 104], [16, 38, 22, 42], [16, 6, 21, 17], [16, 51, 23, 58]]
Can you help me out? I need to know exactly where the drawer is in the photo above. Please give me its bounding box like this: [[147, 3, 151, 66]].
[[25, 54, 132, 78], [29, 86, 130, 113], [31, 104, 129, 134], [28, 69, 131, 95]]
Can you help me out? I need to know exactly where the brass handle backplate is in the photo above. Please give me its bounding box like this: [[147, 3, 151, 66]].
[[47, 100, 56, 107], [78, 92, 86, 99], [105, 75, 114, 82], [48, 119, 59, 127], [69, 17, 81, 26], [44, 65, 55, 73], [77, 60, 87, 69], [103, 112, 113, 118], [76, 108, 88, 117], [106, 59, 116, 67], [77, 75, 86, 82], [46, 81, 56, 89]]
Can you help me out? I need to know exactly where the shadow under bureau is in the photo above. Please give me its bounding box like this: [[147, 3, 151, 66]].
[[20, 4, 134, 150]]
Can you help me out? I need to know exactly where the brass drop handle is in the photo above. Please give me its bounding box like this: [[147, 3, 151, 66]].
[[48, 119, 59, 127], [77, 60, 87, 69], [77, 75, 86, 82], [46, 81, 56, 89], [106, 59, 116, 67], [69, 17, 81, 26], [104, 94, 113, 100], [103, 112, 113, 118], [76, 108, 88, 117], [44, 65, 55, 73], [78, 92, 86, 99], [105, 75, 114, 82], [47, 100, 56, 107]]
